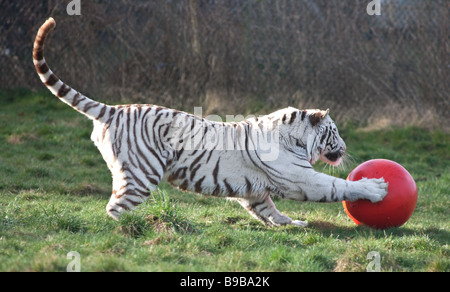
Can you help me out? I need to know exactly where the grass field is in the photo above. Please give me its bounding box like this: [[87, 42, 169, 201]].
[[0, 89, 448, 272]]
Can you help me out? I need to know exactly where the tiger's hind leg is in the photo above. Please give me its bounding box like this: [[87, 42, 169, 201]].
[[106, 163, 160, 220], [235, 195, 308, 227]]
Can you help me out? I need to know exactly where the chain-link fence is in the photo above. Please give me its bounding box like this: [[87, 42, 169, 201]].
[[1, 0, 448, 129]]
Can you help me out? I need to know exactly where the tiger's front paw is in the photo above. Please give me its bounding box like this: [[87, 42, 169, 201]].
[[358, 177, 388, 203]]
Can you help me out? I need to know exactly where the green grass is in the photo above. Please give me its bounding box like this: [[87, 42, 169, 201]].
[[0, 89, 449, 272]]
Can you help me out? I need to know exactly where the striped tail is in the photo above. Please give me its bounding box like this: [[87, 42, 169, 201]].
[[33, 18, 110, 121]]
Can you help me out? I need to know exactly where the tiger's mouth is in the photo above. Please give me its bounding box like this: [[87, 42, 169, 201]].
[[321, 149, 345, 166]]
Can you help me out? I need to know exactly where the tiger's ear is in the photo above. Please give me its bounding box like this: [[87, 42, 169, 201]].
[[309, 109, 329, 126]]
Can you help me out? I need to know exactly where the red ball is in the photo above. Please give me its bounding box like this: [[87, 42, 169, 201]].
[[343, 159, 417, 229]]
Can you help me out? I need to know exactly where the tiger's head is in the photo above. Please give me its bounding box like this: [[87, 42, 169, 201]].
[[277, 107, 346, 166]]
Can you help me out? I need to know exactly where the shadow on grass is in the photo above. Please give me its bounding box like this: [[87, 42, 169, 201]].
[[307, 220, 450, 246]]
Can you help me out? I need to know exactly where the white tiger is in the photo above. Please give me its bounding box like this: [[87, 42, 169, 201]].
[[33, 18, 388, 227]]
